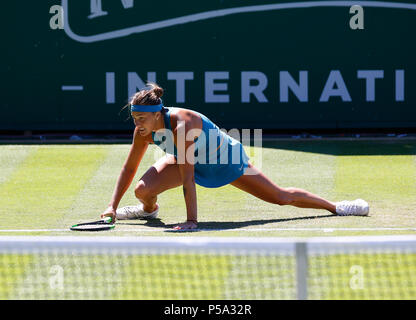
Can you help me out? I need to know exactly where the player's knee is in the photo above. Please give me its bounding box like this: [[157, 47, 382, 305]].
[[134, 180, 153, 200]]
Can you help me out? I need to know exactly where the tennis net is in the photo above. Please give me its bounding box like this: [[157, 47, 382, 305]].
[[0, 235, 415, 300]]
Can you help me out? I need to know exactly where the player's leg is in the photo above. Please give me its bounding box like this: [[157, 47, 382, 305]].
[[116, 154, 182, 219], [134, 154, 182, 212], [230, 162, 337, 213]]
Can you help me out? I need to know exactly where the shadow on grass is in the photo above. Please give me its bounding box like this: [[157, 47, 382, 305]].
[[117, 214, 337, 232]]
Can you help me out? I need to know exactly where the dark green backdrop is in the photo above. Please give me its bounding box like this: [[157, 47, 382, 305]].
[[2, 0, 415, 131]]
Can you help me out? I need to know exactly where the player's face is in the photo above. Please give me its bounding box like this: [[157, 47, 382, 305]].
[[132, 112, 159, 136]]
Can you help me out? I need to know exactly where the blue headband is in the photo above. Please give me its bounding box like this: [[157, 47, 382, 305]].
[[131, 101, 163, 113]]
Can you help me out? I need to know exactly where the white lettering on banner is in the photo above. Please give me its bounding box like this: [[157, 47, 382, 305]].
[[88, 0, 107, 19], [241, 72, 269, 103], [357, 70, 384, 102], [114, 70, 406, 104], [128, 72, 156, 98], [205, 72, 230, 103], [106, 72, 115, 103], [280, 71, 308, 102], [88, 0, 134, 19], [395, 70, 405, 101], [319, 70, 352, 102], [167, 72, 194, 103]]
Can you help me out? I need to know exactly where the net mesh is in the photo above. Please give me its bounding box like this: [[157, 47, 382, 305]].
[[0, 236, 415, 300]]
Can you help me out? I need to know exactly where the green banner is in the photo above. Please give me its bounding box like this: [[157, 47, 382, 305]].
[[2, 0, 415, 130]]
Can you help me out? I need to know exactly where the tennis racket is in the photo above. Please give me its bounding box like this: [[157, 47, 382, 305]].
[[70, 216, 115, 231]]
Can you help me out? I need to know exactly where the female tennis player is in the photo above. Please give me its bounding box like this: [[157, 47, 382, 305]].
[[101, 83, 369, 230]]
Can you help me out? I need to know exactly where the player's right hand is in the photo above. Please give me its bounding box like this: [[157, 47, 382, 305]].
[[101, 207, 117, 223]]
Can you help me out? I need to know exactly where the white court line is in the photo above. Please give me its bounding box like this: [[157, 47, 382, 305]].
[[0, 227, 416, 233]]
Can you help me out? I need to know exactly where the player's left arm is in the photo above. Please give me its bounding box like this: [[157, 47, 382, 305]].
[[173, 116, 199, 229]]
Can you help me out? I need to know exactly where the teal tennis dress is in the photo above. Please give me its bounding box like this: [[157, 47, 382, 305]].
[[151, 107, 249, 188]]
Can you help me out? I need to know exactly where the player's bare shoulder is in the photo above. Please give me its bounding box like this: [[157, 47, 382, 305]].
[[170, 108, 203, 131]]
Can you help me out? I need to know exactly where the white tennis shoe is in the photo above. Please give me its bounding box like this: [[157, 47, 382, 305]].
[[116, 203, 159, 220], [335, 199, 369, 216]]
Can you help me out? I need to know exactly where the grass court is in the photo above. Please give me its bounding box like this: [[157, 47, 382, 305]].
[[0, 139, 415, 237]]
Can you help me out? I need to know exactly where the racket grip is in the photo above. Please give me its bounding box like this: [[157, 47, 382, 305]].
[[103, 216, 113, 223]]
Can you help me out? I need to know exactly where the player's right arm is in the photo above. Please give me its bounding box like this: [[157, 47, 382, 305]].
[[101, 127, 149, 220]]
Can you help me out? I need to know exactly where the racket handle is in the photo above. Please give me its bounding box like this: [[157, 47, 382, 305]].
[[103, 216, 113, 223]]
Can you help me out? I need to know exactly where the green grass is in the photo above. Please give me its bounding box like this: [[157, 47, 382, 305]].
[[1, 252, 415, 299], [0, 146, 109, 229], [0, 253, 233, 299], [308, 253, 416, 300], [0, 140, 416, 299], [0, 141, 415, 236]]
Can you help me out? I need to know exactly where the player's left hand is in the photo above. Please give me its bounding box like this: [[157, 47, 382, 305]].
[[173, 221, 198, 230], [100, 206, 117, 223]]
